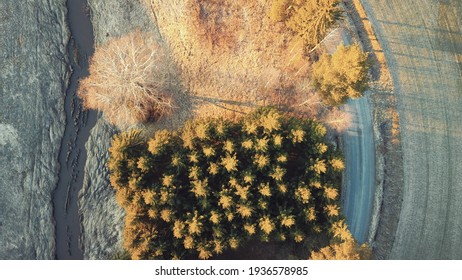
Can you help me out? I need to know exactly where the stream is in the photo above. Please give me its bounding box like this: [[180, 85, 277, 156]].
[[52, 0, 96, 260]]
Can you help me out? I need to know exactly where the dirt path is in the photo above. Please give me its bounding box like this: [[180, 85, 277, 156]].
[[343, 96, 376, 244], [361, 0, 462, 259]]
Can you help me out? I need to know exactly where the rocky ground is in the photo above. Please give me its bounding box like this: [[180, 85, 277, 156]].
[[0, 0, 69, 259], [78, 0, 162, 259]]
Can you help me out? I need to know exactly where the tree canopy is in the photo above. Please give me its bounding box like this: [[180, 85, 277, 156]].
[[269, 0, 343, 49], [312, 44, 369, 106], [108, 108, 345, 259]]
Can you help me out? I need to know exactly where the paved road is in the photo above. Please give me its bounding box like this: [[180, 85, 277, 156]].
[[343, 96, 376, 244], [361, 0, 462, 259]]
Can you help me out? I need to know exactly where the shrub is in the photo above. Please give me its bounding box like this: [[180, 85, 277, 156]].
[[108, 107, 344, 259], [312, 44, 369, 106], [78, 30, 174, 129]]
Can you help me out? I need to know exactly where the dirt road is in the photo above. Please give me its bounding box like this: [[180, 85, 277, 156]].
[[343, 96, 376, 244], [361, 0, 462, 259]]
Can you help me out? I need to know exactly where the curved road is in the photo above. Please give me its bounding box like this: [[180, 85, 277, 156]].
[[361, 0, 462, 259], [343, 96, 376, 244]]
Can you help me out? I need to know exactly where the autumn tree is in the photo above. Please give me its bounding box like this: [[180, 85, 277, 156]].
[[312, 44, 369, 106], [78, 30, 174, 129], [309, 240, 372, 260], [269, 0, 343, 49]]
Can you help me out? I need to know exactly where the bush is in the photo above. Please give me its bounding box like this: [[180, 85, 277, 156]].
[[78, 30, 174, 129], [108, 108, 344, 259], [312, 44, 369, 106]]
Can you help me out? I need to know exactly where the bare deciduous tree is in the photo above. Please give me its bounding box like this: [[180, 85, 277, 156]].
[[78, 30, 174, 129]]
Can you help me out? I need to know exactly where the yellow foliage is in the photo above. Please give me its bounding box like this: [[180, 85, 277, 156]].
[[290, 129, 305, 143], [189, 166, 200, 180], [254, 154, 270, 169], [259, 110, 282, 133], [226, 212, 234, 222], [162, 174, 174, 187], [331, 220, 353, 241], [195, 122, 209, 140], [273, 134, 283, 147], [221, 154, 238, 172], [173, 220, 185, 238], [148, 130, 172, 155], [203, 146, 215, 157], [316, 143, 328, 154], [313, 159, 327, 174], [160, 209, 172, 222], [294, 231, 304, 243], [330, 158, 345, 171], [188, 152, 199, 163], [213, 239, 225, 254], [311, 181, 322, 189], [312, 44, 369, 106], [197, 245, 212, 260], [237, 204, 253, 218], [187, 213, 203, 235], [259, 216, 275, 235], [183, 235, 194, 250], [310, 240, 372, 260], [235, 184, 250, 200], [243, 120, 258, 135], [210, 211, 220, 224], [219, 194, 233, 209], [324, 187, 339, 200], [295, 186, 311, 204], [241, 139, 253, 150], [244, 224, 256, 235], [281, 214, 296, 228], [192, 179, 208, 197], [224, 140, 234, 153], [142, 190, 156, 205], [255, 137, 269, 152], [229, 237, 239, 249], [270, 166, 285, 181], [208, 162, 219, 175], [277, 154, 287, 163], [278, 183, 288, 193], [259, 183, 272, 197], [325, 204, 340, 217]]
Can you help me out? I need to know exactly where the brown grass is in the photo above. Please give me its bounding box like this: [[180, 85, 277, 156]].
[[144, 0, 311, 120]]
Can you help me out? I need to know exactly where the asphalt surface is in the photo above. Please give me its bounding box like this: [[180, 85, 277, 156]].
[[343, 96, 376, 244], [361, 0, 462, 259]]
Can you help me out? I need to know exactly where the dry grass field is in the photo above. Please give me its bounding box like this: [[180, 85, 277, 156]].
[[361, 0, 462, 259], [143, 0, 314, 124]]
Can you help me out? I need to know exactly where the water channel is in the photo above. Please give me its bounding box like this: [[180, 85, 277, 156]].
[[52, 0, 96, 260]]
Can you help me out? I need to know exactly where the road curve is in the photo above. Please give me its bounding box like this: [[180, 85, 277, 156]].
[[361, 0, 462, 259], [343, 96, 376, 244]]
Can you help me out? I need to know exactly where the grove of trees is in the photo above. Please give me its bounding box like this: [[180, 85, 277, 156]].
[[108, 108, 345, 259], [312, 44, 369, 105]]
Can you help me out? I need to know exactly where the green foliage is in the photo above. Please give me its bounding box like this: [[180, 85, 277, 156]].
[[108, 107, 344, 259], [269, 0, 343, 49], [312, 44, 369, 106]]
